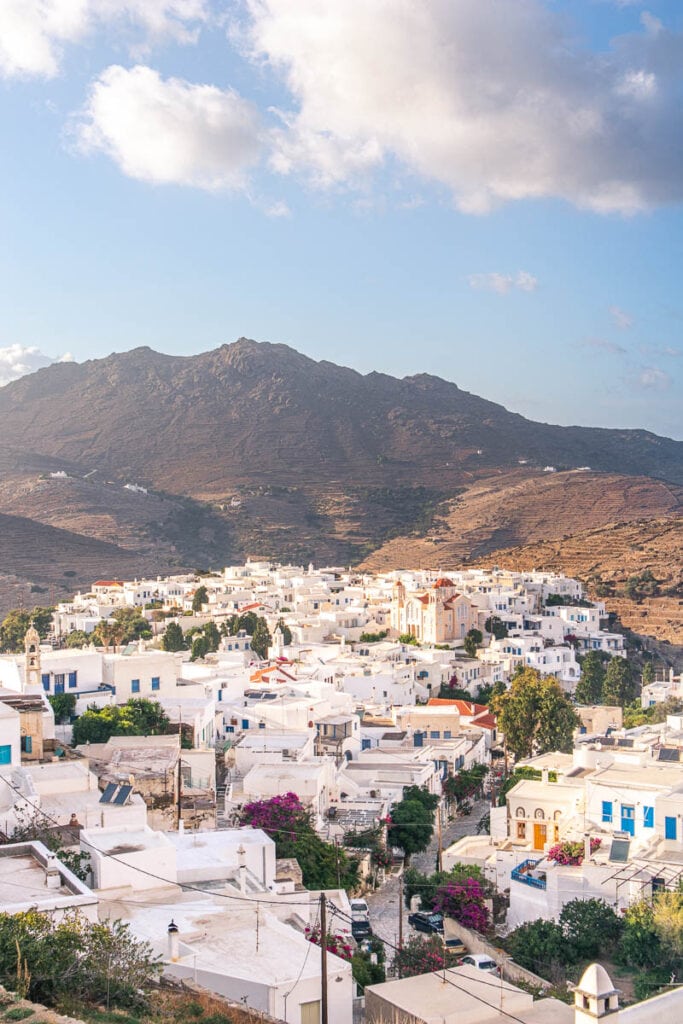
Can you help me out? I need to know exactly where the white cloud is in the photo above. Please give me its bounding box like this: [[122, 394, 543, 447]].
[[581, 337, 627, 355], [467, 271, 538, 295], [0, 344, 72, 387], [242, 0, 683, 214], [637, 366, 670, 390], [0, 0, 207, 79], [75, 65, 262, 190], [610, 305, 634, 329]]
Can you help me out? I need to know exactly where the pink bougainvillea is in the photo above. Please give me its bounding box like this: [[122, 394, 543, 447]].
[[433, 877, 489, 934], [240, 791, 310, 840], [547, 838, 601, 866], [305, 926, 353, 961]]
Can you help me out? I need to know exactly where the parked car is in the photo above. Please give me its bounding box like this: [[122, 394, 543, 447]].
[[444, 936, 467, 956], [351, 918, 372, 940], [350, 899, 369, 917], [460, 954, 499, 974], [408, 911, 444, 934]]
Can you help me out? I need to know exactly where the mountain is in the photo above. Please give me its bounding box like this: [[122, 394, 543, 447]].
[[0, 338, 680, 620]]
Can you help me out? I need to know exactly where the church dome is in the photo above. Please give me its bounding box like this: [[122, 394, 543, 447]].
[[433, 577, 455, 589]]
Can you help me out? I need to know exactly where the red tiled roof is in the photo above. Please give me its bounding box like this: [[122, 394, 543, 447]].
[[93, 580, 124, 587]]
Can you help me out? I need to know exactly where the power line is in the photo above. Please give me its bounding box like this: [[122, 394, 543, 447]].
[[0, 774, 328, 909]]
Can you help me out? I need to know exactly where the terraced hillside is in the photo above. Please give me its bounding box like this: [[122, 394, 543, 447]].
[[361, 470, 683, 570], [488, 517, 683, 644]]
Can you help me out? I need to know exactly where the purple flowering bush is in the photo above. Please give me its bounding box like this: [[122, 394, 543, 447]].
[[433, 877, 489, 933], [547, 838, 601, 866]]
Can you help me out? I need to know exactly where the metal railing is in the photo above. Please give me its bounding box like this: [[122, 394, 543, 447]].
[[511, 859, 547, 889]]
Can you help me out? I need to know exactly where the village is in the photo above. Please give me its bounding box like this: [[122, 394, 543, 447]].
[[0, 562, 681, 1024]]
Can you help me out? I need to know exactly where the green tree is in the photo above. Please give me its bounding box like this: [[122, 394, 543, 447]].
[[559, 899, 622, 960], [251, 617, 272, 660], [618, 899, 663, 969], [0, 910, 160, 1008], [161, 621, 186, 651], [204, 621, 221, 652], [642, 661, 655, 686], [490, 666, 580, 760], [238, 611, 259, 635], [603, 658, 639, 707], [48, 693, 77, 723], [0, 607, 54, 652], [388, 787, 438, 864], [71, 699, 169, 745], [485, 616, 508, 640], [351, 936, 385, 991], [463, 628, 483, 658], [505, 919, 570, 975], [190, 635, 209, 661], [574, 650, 608, 704], [111, 606, 151, 642], [276, 618, 293, 645], [65, 629, 90, 648], [192, 585, 208, 612]]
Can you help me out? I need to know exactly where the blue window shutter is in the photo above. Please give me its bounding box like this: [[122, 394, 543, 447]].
[[242, 719, 249, 729], [131, 679, 140, 693], [643, 806, 654, 829], [601, 801, 613, 824], [68, 671, 77, 688], [0, 745, 11, 765], [151, 677, 160, 691], [42, 674, 50, 691], [665, 816, 677, 840]]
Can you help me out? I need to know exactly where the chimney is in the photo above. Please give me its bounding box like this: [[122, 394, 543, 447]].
[[45, 854, 61, 890], [168, 920, 180, 962], [541, 767, 549, 785], [237, 844, 247, 893]]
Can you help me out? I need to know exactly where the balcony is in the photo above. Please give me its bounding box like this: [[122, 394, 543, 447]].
[[511, 859, 547, 890]]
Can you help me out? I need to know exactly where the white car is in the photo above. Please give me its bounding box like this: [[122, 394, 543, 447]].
[[350, 899, 369, 916], [460, 954, 499, 974]]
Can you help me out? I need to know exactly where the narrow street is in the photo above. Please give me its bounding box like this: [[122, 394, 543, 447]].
[[364, 798, 490, 952]]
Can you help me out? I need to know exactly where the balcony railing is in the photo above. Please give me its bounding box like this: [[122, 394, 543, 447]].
[[511, 859, 547, 890]]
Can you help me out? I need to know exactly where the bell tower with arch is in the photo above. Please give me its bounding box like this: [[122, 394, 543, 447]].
[[24, 623, 42, 693]]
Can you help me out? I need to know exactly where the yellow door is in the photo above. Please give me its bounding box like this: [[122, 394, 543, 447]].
[[533, 823, 547, 850]]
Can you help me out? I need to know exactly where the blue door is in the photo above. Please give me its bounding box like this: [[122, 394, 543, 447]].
[[665, 816, 677, 841], [54, 674, 65, 694], [621, 805, 635, 836], [0, 745, 11, 765], [413, 731, 424, 747]]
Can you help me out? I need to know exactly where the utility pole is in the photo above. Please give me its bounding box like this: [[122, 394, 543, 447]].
[[436, 806, 443, 873], [176, 756, 182, 830], [398, 875, 404, 978], [320, 894, 328, 1024]]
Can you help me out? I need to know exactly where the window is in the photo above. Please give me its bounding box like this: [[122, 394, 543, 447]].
[[665, 816, 677, 841], [226, 725, 234, 733], [242, 719, 249, 729], [131, 679, 140, 693], [21, 736, 32, 754], [0, 745, 11, 765], [151, 676, 160, 691], [602, 800, 613, 824], [430, 730, 440, 739], [54, 674, 65, 694], [444, 730, 452, 739], [534, 808, 545, 820], [68, 671, 77, 688], [517, 822, 526, 839], [643, 806, 654, 829], [361, 738, 371, 750], [41, 674, 50, 691]]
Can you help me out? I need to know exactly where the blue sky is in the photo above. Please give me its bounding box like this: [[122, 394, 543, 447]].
[[0, 1, 682, 439]]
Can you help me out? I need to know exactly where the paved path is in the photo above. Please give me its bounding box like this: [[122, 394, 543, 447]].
[[365, 799, 490, 952]]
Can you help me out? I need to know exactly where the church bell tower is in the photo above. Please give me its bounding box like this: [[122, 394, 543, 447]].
[[24, 623, 42, 693]]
